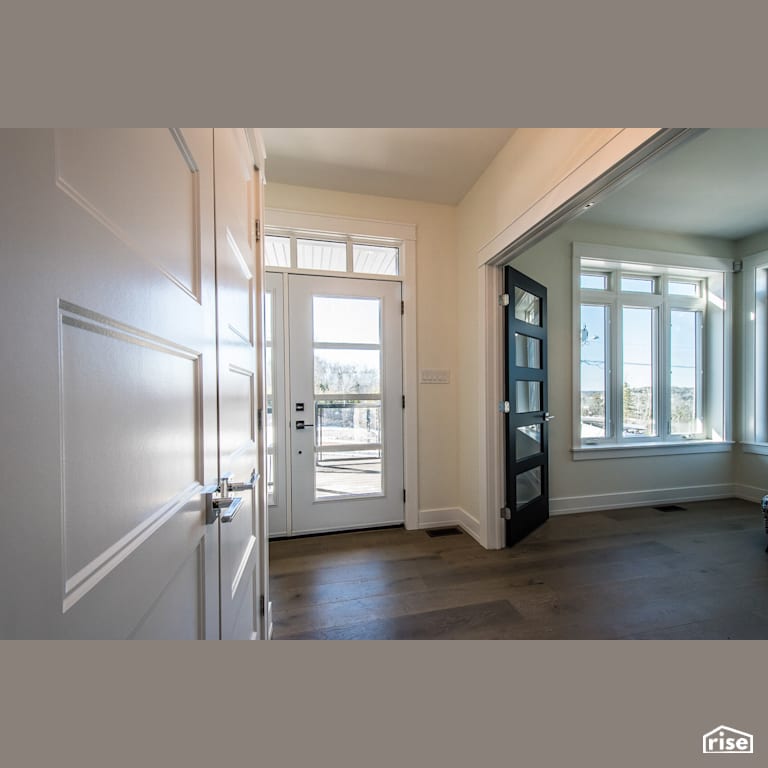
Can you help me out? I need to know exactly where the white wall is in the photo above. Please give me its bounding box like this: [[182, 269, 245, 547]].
[[264, 183, 460, 517], [510, 220, 736, 513]]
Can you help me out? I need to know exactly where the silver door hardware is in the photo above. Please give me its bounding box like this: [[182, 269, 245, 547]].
[[295, 402, 305, 411], [228, 468, 257, 493], [499, 293, 510, 306], [217, 496, 243, 524], [499, 401, 511, 413], [500, 507, 512, 520], [295, 420, 314, 430], [201, 470, 256, 525], [544, 412, 555, 421], [201, 481, 221, 525]]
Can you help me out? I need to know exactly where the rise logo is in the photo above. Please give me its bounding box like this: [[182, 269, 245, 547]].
[[702, 725, 754, 755]]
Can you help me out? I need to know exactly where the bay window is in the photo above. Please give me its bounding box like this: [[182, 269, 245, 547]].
[[573, 243, 730, 457]]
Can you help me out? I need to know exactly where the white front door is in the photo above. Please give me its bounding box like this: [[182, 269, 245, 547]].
[[0, 129, 221, 638], [287, 274, 404, 534]]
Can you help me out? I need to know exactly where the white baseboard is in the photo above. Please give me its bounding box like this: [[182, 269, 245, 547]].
[[550, 483, 736, 515], [419, 507, 482, 544], [733, 483, 766, 503]]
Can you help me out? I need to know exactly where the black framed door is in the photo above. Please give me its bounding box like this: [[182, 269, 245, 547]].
[[503, 267, 551, 546]]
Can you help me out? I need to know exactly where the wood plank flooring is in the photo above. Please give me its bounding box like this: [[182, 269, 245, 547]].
[[269, 499, 768, 639]]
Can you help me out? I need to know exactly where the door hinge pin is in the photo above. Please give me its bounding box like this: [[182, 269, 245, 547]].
[[254, 219, 261, 242], [500, 507, 512, 520], [403, 489, 407, 503], [499, 293, 510, 307], [402, 394, 406, 408], [259, 594, 265, 616], [401, 300, 405, 315], [499, 401, 511, 413]]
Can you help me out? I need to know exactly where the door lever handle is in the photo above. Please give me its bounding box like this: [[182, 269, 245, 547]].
[[215, 496, 243, 524], [228, 469, 257, 493], [295, 421, 314, 430], [543, 413, 555, 422]]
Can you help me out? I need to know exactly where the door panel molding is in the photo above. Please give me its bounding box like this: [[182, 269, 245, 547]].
[[54, 128, 203, 301]]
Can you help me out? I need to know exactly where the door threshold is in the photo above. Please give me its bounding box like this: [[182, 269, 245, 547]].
[[270, 523, 405, 542]]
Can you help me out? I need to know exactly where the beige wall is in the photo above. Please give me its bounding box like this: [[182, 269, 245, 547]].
[[264, 182, 459, 514], [511, 220, 735, 509]]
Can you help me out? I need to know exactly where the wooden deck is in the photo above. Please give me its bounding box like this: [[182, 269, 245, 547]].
[[269, 498, 768, 639]]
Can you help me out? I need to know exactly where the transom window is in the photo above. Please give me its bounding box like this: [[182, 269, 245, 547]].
[[573, 244, 728, 452], [265, 232, 400, 277]]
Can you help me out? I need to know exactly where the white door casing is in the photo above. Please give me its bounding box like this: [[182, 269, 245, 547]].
[[287, 274, 404, 534]]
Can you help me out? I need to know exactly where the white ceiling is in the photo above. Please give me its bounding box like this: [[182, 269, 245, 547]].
[[582, 128, 768, 240], [261, 128, 516, 205]]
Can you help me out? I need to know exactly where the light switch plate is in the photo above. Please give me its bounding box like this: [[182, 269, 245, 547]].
[[420, 368, 450, 384]]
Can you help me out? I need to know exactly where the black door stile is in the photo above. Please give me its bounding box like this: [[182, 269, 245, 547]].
[[504, 267, 550, 546]]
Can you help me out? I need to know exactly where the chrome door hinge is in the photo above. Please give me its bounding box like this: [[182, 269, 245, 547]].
[[500, 507, 512, 520], [254, 219, 261, 242], [499, 401, 511, 413], [499, 293, 510, 307]]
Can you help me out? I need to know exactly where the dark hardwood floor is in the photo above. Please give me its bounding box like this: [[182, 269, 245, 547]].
[[269, 498, 768, 639]]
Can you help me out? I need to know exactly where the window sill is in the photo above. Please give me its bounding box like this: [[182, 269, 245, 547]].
[[741, 442, 768, 456], [572, 440, 734, 461]]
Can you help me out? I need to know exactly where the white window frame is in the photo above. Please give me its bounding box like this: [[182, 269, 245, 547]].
[[741, 249, 768, 455], [572, 242, 732, 460], [264, 222, 404, 280]]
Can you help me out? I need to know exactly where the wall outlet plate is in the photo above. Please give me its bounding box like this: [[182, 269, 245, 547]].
[[420, 369, 450, 384]]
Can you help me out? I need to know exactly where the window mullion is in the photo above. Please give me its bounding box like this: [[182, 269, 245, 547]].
[[660, 302, 670, 441], [613, 296, 623, 442]]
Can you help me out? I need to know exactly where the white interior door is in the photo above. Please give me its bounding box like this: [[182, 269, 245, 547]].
[[288, 274, 404, 534], [213, 128, 263, 640], [0, 129, 220, 638]]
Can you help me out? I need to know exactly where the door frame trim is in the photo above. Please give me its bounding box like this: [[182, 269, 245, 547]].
[[478, 129, 704, 549], [264, 208, 419, 530]]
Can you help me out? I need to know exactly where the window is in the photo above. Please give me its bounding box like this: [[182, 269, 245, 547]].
[[265, 232, 401, 276], [742, 250, 768, 452], [573, 243, 729, 456]]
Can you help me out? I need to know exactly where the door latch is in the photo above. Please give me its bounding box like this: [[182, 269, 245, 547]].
[[500, 507, 512, 520]]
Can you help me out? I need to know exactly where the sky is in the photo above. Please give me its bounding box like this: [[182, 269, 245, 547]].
[[580, 304, 697, 392]]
